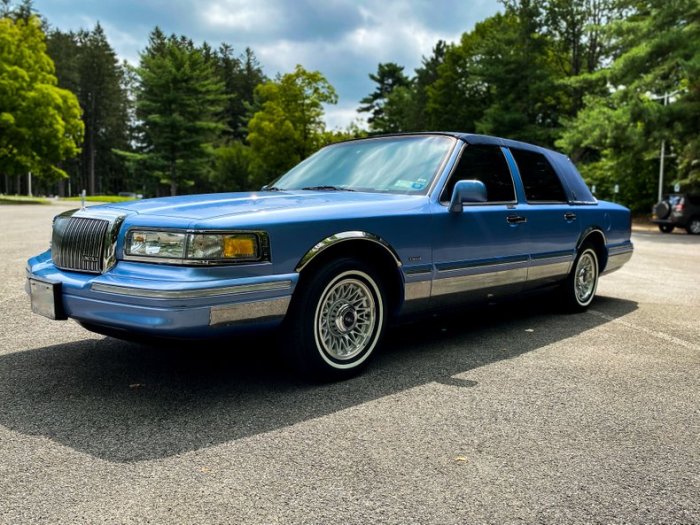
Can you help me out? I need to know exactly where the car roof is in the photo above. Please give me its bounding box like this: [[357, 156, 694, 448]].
[[354, 131, 551, 154]]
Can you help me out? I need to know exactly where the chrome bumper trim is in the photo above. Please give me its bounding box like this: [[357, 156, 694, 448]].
[[91, 280, 292, 299], [404, 280, 431, 301], [209, 297, 291, 327], [601, 249, 633, 275]]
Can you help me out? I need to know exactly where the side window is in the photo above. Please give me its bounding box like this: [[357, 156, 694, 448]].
[[442, 145, 515, 203], [510, 148, 567, 202]]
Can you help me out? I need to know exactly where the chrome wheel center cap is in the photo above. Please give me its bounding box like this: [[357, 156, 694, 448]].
[[335, 304, 357, 333]]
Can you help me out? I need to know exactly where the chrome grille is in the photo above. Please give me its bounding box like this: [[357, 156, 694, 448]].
[[52, 217, 110, 273]]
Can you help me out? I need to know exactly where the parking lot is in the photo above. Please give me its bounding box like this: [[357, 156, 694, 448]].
[[0, 203, 698, 524]]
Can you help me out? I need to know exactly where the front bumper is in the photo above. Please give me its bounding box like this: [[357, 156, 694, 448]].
[[26, 250, 297, 338]]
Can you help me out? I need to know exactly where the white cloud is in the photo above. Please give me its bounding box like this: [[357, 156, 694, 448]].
[[201, 0, 282, 32], [324, 105, 367, 130], [34, 0, 501, 128]]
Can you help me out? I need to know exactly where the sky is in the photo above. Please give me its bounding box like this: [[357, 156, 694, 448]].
[[33, 0, 501, 129]]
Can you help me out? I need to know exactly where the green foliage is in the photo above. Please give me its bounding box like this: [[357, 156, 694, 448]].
[[247, 65, 337, 185], [358, 62, 410, 132], [557, 0, 700, 211], [0, 15, 83, 180], [133, 29, 227, 195], [211, 142, 253, 192], [0, 194, 50, 204], [47, 24, 131, 195], [62, 195, 137, 202], [3, 0, 694, 208], [214, 45, 265, 140]]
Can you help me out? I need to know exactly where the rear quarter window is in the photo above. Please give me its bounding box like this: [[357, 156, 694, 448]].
[[510, 148, 567, 203]]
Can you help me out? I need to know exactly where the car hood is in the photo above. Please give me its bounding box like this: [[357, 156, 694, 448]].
[[103, 190, 423, 221]]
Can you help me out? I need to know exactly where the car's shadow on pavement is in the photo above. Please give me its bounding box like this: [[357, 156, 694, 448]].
[[0, 294, 637, 462]]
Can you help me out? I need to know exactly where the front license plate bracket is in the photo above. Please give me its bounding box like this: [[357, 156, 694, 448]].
[[29, 277, 67, 320]]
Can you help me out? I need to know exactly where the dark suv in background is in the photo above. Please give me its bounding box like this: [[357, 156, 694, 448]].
[[652, 193, 700, 234]]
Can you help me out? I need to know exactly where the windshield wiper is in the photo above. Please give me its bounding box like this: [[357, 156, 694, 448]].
[[300, 185, 355, 192], [261, 186, 282, 191]]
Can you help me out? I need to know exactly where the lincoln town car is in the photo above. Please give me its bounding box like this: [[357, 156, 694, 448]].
[[26, 133, 633, 379]]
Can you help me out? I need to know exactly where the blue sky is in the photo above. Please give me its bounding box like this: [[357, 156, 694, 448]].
[[34, 0, 501, 128]]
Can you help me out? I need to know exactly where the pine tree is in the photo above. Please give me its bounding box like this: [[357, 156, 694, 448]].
[[134, 29, 227, 195]]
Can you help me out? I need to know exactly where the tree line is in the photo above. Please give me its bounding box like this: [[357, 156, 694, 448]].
[[0, 0, 356, 199], [1, 0, 697, 212], [358, 0, 698, 212]]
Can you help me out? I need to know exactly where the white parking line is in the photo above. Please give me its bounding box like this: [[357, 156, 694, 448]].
[[587, 309, 700, 351]]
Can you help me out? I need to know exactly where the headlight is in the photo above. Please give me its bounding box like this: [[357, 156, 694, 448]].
[[127, 231, 187, 258], [125, 230, 264, 264]]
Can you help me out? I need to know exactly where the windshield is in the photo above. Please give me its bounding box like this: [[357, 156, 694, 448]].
[[269, 135, 455, 194]]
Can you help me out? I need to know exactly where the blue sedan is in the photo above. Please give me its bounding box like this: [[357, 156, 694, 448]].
[[26, 133, 633, 379]]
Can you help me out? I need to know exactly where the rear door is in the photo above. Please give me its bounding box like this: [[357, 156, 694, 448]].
[[505, 148, 581, 287]]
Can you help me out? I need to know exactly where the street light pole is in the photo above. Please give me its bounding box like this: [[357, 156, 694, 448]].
[[657, 92, 668, 203], [656, 89, 682, 202]]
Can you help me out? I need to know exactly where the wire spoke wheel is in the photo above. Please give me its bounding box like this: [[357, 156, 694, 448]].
[[560, 244, 599, 312], [574, 252, 596, 304], [315, 276, 377, 361]]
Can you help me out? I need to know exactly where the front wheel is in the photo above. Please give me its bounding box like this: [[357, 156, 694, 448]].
[[284, 258, 387, 381], [658, 224, 675, 233], [560, 244, 599, 312]]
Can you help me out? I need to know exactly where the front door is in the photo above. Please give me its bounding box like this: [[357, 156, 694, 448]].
[[430, 144, 529, 303]]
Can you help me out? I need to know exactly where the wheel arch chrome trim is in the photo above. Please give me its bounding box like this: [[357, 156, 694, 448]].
[[577, 227, 607, 250], [577, 227, 608, 267], [295, 231, 402, 272]]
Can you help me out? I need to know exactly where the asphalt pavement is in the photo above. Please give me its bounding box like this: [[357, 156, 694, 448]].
[[0, 203, 698, 524]]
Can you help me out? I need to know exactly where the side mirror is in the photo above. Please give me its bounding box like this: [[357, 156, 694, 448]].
[[449, 180, 487, 213]]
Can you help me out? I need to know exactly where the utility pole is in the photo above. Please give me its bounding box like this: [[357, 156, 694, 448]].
[[655, 90, 681, 202], [27, 171, 32, 197]]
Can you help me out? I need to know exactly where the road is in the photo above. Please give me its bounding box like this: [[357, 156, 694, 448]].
[[0, 204, 698, 524]]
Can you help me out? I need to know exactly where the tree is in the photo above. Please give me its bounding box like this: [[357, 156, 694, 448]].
[[247, 65, 337, 185], [210, 141, 252, 192], [46, 25, 132, 196], [557, 0, 700, 211], [214, 45, 265, 140], [541, 0, 621, 115], [380, 41, 448, 132], [75, 24, 130, 195], [0, 14, 83, 182], [133, 29, 227, 195], [426, 29, 491, 133], [358, 62, 410, 132], [474, 2, 565, 146]]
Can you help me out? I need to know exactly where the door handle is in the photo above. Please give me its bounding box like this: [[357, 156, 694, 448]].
[[506, 214, 527, 224], [564, 212, 577, 221]]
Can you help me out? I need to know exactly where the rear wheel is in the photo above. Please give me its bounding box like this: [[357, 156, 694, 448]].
[[686, 217, 700, 235], [560, 243, 599, 312], [658, 224, 675, 233], [284, 258, 387, 381]]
